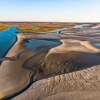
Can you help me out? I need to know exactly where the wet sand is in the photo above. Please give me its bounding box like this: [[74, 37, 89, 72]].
[[0, 32, 100, 100]]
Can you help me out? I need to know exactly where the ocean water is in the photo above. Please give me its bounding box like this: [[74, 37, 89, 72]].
[[0, 26, 17, 57]]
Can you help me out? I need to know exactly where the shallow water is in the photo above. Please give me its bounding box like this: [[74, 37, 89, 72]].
[[93, 43, 100, 47], [53, 24, 91, 34], [0, 26, 17, 57], [25, 39, 61, 51]]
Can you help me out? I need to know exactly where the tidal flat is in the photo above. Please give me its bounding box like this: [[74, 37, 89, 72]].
[[0, 23, 100, 100]]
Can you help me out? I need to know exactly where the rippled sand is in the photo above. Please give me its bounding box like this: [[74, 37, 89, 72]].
[[0, 33, 100, 100]]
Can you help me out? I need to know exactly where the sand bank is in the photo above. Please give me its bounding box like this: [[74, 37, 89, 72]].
[[0, 33, 100, 100]]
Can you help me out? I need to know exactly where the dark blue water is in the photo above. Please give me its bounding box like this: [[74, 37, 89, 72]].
[[0, 26, 18, 58]]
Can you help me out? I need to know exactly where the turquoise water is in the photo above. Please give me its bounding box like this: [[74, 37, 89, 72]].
[[0, 26, 17, 57]]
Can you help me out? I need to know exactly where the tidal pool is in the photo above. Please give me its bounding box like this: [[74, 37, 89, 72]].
[[25, 39, 61, 51]]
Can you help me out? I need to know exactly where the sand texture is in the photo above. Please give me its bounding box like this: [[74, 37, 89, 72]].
[[0, 33, 100, 100]]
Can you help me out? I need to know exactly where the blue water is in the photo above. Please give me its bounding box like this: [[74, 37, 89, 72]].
[[93, 43, 100, 47], [0, 26, 18, 57], [26, 39, 61, 51], [53, 24, 91, 34]]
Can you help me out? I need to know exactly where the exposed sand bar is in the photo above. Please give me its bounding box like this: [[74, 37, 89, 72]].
[[0, 32, 100, 100], [0, 34, 61, 100], [13, 38, 100, 100], [0, 34, 34, 99]]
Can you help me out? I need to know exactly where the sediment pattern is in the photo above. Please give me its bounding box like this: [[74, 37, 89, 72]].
[[0, 33, 100, 100]]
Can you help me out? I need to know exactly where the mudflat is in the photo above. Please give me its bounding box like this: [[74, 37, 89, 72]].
[[0, 31, 100, 100]]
